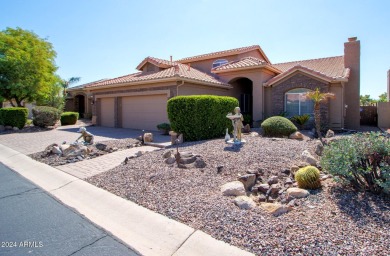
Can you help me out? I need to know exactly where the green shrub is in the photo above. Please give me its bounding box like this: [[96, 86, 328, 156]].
[[157, 123, 171, 135], [290, 114, 310, 129], [0, 107, 28, 129], [261, 116, 297, 137], [295, 166, 321, 189], [32, 106, 61, 127], [167, 95, 238, 141], [321, 132, 390, 194], [243, 114, 252, 125], [60, 112, 79, 126]]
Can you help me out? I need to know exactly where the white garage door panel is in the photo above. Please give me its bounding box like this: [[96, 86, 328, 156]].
[[122, 95, 168, 131], [100, 98, 115, 127]]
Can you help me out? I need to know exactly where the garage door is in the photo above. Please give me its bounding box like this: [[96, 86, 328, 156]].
[[100, 97, 115, 127], [122, 94, 168, 131]]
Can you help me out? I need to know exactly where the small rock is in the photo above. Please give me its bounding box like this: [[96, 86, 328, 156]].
[[258, 194, 267, 202], [289, 131, 303, 140], [301, 150, 317, 166], [194, 158, 206, 168], [285, 178, 293, 185], [281, 169, 290, 175], [77, 155, 84, 161], [250, 186, 258, 193], [234, 196, 256, 210], [112, 147, 118, 152], [320, 174, 331, 181], [144, 133, 153, 142], [135, 151, 144, 157], [60, 144, 70, 152], [217, 165, 224, 173], [286, 187, 310, 199], [13, 127, 19, 131], [95, 143, 107, 151], [162, 151, 172, 158], [243, 124, 251, 133], [314, 140, 324, 156], [326, 129, 335, 138], [267, 176, 279, 185], [260, 203, 292, 217], [267, 197, 275, 203], [238, 174, 256, 191], [51, 146, 62, 155], [250, 132, 259, 137], [246, 169, 259, 176], [269, 184, 281, 195], [293, 182, 298, 187], [221, 181, 246, 196], [257, 184, 270, 193], [287, 199, 296, 207]]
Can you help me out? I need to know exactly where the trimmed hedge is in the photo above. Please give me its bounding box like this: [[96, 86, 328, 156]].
[[261, 116, 297, 137], [32, 106, 61, 127], [167, 95, 239, 141], [0, 107, 28, 129], [61, 112, 79, 126]]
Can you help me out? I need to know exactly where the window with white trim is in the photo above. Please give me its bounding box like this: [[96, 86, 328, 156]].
[[212, 59, 228, 69], [285, 88, 314, 117]]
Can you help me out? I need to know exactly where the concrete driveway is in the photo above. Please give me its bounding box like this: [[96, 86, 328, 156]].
[[0, 124, 170, 155]]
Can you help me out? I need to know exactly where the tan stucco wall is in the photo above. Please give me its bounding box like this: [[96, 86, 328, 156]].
[[329, 84, 344, 129], [378, 102, 390, 128], [178, 83, 230, 96]]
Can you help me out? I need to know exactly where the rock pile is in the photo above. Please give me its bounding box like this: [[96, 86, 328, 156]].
[[162, 150, 206, 169]]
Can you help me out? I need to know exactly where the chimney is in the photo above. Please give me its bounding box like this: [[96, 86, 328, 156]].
[[170, 56, 172, 63], [388, 69, 390, 101], [343, 37, 360, 129], [187, 63, 191, 71]]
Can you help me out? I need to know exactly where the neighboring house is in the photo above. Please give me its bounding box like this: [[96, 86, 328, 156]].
[[71, 37, 360, 131]]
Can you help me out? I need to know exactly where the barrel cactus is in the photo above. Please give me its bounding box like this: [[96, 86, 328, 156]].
[[295, 166, 321, 189]]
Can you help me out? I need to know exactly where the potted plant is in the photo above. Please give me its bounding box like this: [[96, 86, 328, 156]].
[[157, 123, 171, 135]]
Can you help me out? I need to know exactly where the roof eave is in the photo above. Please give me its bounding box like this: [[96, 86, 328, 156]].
[[212, 65, 281, 74], [179, 77, 232, 89], [87, 77, 179, 90]]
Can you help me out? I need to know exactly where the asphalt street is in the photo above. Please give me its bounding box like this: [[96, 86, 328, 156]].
[[0, 162, 139, 256]]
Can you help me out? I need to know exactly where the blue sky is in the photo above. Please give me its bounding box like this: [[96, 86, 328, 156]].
[[1, 0, 389, 98]]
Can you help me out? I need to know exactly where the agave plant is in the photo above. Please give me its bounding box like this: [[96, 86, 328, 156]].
[[305, 88, 335, 141]]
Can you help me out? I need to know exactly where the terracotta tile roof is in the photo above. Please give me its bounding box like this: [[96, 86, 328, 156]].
[[87, 62, 229, 88], [265, 56, 349, 86], [68, 79, 109, 90], [177, 45, 271, 63], [212, 57, 270, 72], [136, 56, 176, 70]]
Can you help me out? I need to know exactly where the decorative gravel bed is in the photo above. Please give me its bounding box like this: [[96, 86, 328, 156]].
[[29, 138, 139, 166], [87, 135, 390, 255]]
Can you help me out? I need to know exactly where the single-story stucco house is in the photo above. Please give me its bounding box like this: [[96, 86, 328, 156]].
[[67, 37, 360, 131]]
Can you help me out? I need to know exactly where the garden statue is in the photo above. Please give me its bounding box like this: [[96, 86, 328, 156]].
[[226, 107, 245, 144], [75, 127, 94, 145]]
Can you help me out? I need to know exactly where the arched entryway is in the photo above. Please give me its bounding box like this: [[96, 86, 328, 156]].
[[229, 77, 253, 124], [74, 94, 85, 118]]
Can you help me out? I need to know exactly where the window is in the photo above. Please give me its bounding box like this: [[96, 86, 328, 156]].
[[285, 88, 314, 117], [212, 59, 228, 69]]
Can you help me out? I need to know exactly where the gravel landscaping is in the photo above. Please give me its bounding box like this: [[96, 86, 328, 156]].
[[86, 135, 390, 255]]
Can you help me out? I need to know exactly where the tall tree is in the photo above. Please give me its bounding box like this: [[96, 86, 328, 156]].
[[305, 88, 335, 141], [360, 95, 376, 106], [36, 75, 65, 110], [62, 77, 80, 96], [0, 27, 57, 106], [378, 92, 388, 102]]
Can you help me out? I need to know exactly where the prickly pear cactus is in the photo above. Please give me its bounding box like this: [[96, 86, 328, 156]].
[[295, 166, 321, 189]]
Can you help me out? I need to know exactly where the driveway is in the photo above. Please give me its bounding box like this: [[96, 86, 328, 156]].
[[0, 124, 170, 155]]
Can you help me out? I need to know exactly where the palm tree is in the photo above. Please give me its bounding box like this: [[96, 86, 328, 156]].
[[305, 88, 335, 141], [62, 77, 80, 96]]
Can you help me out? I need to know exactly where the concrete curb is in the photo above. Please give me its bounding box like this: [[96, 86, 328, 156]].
[[0, 144, 254, 256]]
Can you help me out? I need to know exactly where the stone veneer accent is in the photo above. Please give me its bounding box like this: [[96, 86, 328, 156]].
[[271, 73, 330, 126]]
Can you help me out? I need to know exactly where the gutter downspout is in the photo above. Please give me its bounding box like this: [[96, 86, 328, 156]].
[[341, 82, 345, 129], [176, 80, 184, 96]]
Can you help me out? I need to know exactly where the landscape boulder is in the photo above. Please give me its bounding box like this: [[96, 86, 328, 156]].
[[234, 196, 256, 210], [143, 133, 153, 142], [238, 174, 256, 191], [243, 124, 251, 133], [267, 176, 279, 185], [286, 187, 310, 199], [257, 184, 270, 193], [62, 144, 90, 157], [326, 129, 335, 138], [260, 203, 292, 217], [289, 131, 303, 140], [314, 140, 324, 156], [301, 150, 317, 166], [51, 146, 62, 155], [163, 150, 172, 158], [165, 156, 176, 164], [221, 181, 246, 196], [95, 143, 107, 151]]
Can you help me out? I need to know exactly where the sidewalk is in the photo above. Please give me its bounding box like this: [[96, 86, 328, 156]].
[[56, 146, 159, 179], [0, 143, 254, 256]]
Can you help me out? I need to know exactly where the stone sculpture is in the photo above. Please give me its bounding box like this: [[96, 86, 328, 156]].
[[75, 127, 94, 145], [226, 107, 245, 144]]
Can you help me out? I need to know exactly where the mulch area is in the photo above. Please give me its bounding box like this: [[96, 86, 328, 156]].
[[86, 134, 390, 255]]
